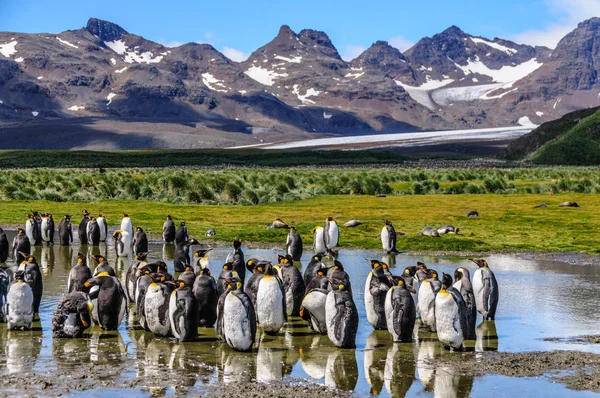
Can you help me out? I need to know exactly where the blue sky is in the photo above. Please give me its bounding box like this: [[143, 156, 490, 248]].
[[1, 0, 599, 61]]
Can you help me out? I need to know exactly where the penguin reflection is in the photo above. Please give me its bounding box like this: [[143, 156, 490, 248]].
[[475, 320, 498, 352], [89, 329, 126, 364], [299, 334, 328, 380], [218, 344, 257, 385], [256, 332, 286, 383], [57, 245, 74, 272], [416, 339, 443, 392], [325, 350, 358, 391], [384, 343, 416, 398], [40, 244, 54, 275], [5, 330, 42, 373], [364, 330, 391, 395], [433, 364, 474, 398]]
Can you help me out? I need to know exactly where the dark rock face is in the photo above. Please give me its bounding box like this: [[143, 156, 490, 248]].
[[86, 18, 128, 42], [352, 41, 416, 84]]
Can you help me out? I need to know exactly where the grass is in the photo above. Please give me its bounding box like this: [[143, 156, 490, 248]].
[[2, 193, 599, 253]]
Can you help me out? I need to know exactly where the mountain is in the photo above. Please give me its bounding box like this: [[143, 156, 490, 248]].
[[1, 17, 600, 149]]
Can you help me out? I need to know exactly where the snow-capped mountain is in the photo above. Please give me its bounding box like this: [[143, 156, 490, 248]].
[[0, 17, 599, 149]]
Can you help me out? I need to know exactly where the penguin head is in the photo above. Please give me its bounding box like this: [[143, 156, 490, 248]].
[[246, 258, 257, 272], [189, 238, 200, 245], [198, 249, 212, 257], [175, 280, 187, 289], [135, 252, 149, 261], [233, 238, 242, 250], [366, 259, 380, 269], [224, 277, 242, 290], [326, 216, 335, 222], [82, 209, 89, 216], [200, 268, 211, 276], [123, 213, 129, 218], [64, 215, 71, 220], [312, 254, 322, 262], [222, 262, 232, 271], [427, 269, 439, 280], [454, 267, 465, 282], [14, 271, 26, 282], [441, 273, 453, 290], [76, 252, 85, 264], [328, 278, 346, 291], [333, 260, 344, 271], [404, 266, 416, 276], [166, 215, 172, 220], [416, 261, 428, 270], [383, 219, 392, 226], [17, 228, 25, 234], [151, 273, 167, 284], [156, 261, 169, 273], [91, 255, 105, 264], [264, 263, 275, 276], [180, 221, 186, 226], [136, 227, 143, 232], [469, 259, 488, 268], [184, 265, 192, 272], [24, 254, 36, 264]]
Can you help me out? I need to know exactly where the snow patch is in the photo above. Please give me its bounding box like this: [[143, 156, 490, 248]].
[[472, 77, 478, 82], [115, 67, 127, 74], [110, 58, 117, 65], [345, 72, 364, 79], [105, 40, 127, 55], [37, 76, 43, 80], [470, 37, 517, 55], [292, 85, 320, 104], [454, 56, 542, 83], [106, 93, 116, 106], [432, 83, 503, 106], [244, 66, 289, 86], [67, 105, 85, 111], [0, 41, 18, 58], [201, 73, 228, 93], [323, 112, 332, 119], [274, 55, 302, 63], [536, 111, 544, 117], [105, 40, 163, 64], [14, 57, 23, 63], [238, 90, 247, 95], [480, 87, 518, 100], [32, 111, 39, 117], [56, 37, 78, 49], [518, 116, 537, 127]]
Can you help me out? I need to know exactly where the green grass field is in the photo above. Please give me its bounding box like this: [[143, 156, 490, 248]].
[[2, 193, 598, 253]]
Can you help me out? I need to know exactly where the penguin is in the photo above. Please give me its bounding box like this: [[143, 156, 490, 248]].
[[466, 210, 479, 217], [18, 253, 43, 317], [417, 269, 441, 332], [454, 267, 477, 339], [303, 254, 323, 287], [25, 215, 39, 246], [0, 227, 9, 264], [178, 265, 197, 287], [86, 217, 100, 246], [125, 252, 148, 302], [470, 259, 499, 321], [266, 218, 289, 229], [300, 286, 328, 334], [32, 212, 43, 245], [143, 261, 171, 279], [276, 255, 305, 316], [244, 260, 267, 310], [217, 262, 239, 298], [385, 277, 416, 342], [41, 213, 55, 246], [97, 214, 108, 242], [58, 215, 73, 246], [286, 226, 303, 261], [0, 268, 9, 322], [144, 273, 175, 336], [312, 226, 326, 256], [304, 265, 329, 294], [91, 255, 116, 277], [12, 229, 30, 264], [175, 222, 188, 245], [438, 225, 460, 235], [401, 266, 419, 307], [323, 216, 339, 255], [52, 292, 93, 338], [132, 227, 149, 256], [120, 213, 133, 238], [5, 271, 34, 330], [191, 249, 212, 274], [218, 277, 256, 352], [435, 273, 469, 350], [343, 220, 362, 228], [169, 280, 199, 342], [417, 227, 440, 237], [162, 215, 176, 244], [113, 229, 131, 258], [84, 272, 127, 330], [381, 220, 400, 254], [225, 238, 245, 283], [67, 252, 93, 293], [173, 238, 199, 273], [330, 261, 352, 295], [255, 263, 287, 335], [364, 259, 392, 330], [135, 271, 153, 330], [78, 209, 90, 245], [325, 278, 358, 348], [192, 267, 218, 327]]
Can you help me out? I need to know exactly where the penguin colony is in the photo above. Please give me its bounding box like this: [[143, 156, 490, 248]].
[[0, 214, 498, 354]]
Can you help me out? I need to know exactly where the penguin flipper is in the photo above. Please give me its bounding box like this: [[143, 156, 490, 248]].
[[392, 296, 405, 337], [172, 299, 185, 337], [482, 277, 492, 315]]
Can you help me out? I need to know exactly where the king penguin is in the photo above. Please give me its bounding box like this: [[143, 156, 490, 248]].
[[385, 277, 416, 342], [218, 277, 256, 352], [364, 259, 392, 330], [18, 253, 43, 318], [125, 252, 148, 302], [303, 254, 323, 287], [169, 280, 199, 342], [132, 227, 149, 256], [113, 230, 132, 258], [41, 213, 55, 246], [286, 226, 303, 261], [58, 215, 73, 246], [325, 278, 358, 348], [244, 259, 267, 310], [216, 262, 238, 298], [323, 217, 339, 255], [381, 220, 400, 254], [173, 238, 199, 273], [417, 269, 441, 332], [84, 272, 127, 331], [97, 214, 108, 242], [52, 292, 93, 338], [25, 215, 38, 246], [144, 273, 175, 336], [0, 227, 8, 265], [256, 263, 287, 335], [78, 210, 90, 245], [225, 238, 245, 283], [312, 226, 326, 256], [87, 217, 100, 246], [191, 249, 212, 274], [435, 273, 469, 350], [454, 267, 477, 339], [162, 215, 176, 244], [120, 213, 133, 238], [470, 259, 499, 321], [67, 252, 93, 293], [275, 255, 305, 316], [175, 222, 188, 245], [6, 271, 34, 330], [193, 267, 218, 327], [12, 229, 30, 264]]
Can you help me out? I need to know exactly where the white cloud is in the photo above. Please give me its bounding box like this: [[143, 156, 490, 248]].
[[389, 36, 415, 52], [222, 46, 249, 62], [341, 45, 366, 61], [511, 0, 600, 48]]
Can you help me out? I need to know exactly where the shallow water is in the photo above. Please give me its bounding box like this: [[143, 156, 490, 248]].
[[1, 230, 599, 397]]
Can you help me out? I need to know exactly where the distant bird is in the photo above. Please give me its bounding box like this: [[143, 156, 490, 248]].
[[558, 201, 579, 207], [266, 218, 289, 229], [163, 215, 176, 244], [205, 229, 216, 237], [470, 259, 499, 321], [437, 225, 460, 235], [466, 210, 479, 217], [58, 215, 73, 246], [381, 220, 399, 254], [435, 273, 469, 350], [175, 222, 188, 245], [52, 292, 93, 338], [286, 226, 303, 261], [343, 220, 362, 228], [534, 203, 547, 208], [417, 227, 440, 237], [132, 227, 149, 255]]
